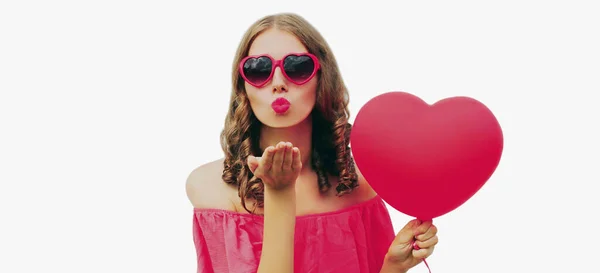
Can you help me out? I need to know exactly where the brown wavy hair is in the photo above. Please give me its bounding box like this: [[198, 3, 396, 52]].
[[220, 13, 358, 213]]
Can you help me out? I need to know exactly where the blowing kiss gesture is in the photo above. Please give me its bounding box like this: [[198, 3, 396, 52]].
[[246, 141, 303, 273], [247, 141, 302, 191], [247, 142, 439, 273]]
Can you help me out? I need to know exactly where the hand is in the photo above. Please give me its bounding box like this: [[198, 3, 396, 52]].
[[247, 142, 302, 191], [382, 219, 438, 272]]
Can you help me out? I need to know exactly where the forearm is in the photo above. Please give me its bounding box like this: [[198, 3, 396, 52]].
[[256, 187, 296, 273]]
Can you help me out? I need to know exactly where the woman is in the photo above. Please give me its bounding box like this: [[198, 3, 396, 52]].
[[186, 13, 438, 273]]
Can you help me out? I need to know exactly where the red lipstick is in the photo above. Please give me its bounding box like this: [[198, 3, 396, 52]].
[[271, 97, 291, 114]]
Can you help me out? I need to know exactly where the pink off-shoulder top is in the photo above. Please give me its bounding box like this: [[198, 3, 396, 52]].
[[192, 195, 396, 273]]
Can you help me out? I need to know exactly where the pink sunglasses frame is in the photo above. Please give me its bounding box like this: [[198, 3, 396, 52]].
[[239, 53, 321, 87]]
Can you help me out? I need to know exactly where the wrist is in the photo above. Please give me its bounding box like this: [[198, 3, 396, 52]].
[[380, 255, 408, 273], [264, 182, 296, 195], [264, 185, 296, 207]]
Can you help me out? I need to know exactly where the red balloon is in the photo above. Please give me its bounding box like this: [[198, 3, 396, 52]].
[[351, 91, 503, 220]]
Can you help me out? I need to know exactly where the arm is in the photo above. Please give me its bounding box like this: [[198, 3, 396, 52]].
[[350, 164, 437, 273], [256, 187, 296, 273], [249, 142, 302, 273]]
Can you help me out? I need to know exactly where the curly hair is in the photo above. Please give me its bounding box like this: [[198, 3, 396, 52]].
[[220, 13, 358, 213]]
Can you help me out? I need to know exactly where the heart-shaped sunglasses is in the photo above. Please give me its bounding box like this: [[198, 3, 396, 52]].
[[239, 53, 320, 87]]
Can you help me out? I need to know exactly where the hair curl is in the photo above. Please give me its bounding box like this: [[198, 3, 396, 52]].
[[220, 13, 358, 213]]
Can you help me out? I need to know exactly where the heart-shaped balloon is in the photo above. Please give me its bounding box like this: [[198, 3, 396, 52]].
[[351, 91, 503, 220]]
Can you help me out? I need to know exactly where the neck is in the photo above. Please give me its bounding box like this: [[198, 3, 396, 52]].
[[259, 117, 312, 170]]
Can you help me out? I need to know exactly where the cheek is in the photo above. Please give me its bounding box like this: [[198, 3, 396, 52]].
[[299, 81, 318, 106], [301, 91, 317, 106], [245, 86, 276, 118], [244, 85, 263, 107]]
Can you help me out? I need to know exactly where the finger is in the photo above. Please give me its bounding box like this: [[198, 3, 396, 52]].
[[415, 221, 433, 239], [415, 222, 436, 241], [283, 142, 293, 169], [247, 156, 259, 174], [392, 219, 421, 245], [292, 147, 302, 171], [415, 235, 438, 249], [272, 142, 285, 170], [262, 146, 275, 170], [412, 246, 434, 260]]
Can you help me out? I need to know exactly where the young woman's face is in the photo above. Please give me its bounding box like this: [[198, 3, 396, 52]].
[[243, 28, 318, 128]]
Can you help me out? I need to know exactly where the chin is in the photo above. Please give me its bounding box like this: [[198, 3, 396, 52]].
[[262, 117, 303, 128], [257, 110, 311, 129]]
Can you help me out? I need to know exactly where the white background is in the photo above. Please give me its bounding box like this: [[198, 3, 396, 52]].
[[1, 0, 599, 272]]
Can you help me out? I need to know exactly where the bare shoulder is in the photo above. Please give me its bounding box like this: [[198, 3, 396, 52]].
[[353, 161, 379, 201], [185, 158, 237, 210]]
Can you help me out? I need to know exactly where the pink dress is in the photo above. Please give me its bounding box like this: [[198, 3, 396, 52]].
[[192, 195, 396, 273]]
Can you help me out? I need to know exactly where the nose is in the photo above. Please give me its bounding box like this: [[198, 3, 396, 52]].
[[271, 67, 287, 93]]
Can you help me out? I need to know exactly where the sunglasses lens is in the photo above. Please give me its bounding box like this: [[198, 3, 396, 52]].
[[284, 55, 315, 83], [242, 56, 272, 85]]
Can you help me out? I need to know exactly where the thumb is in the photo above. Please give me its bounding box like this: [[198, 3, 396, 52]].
[[247, 156, 260, 174], [392, 219, 421, 246]]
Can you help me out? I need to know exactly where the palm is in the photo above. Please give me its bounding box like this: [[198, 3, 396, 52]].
[[248, 142, 302, 190]]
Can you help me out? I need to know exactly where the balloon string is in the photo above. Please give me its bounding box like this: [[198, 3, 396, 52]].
[[412, 240, 432, 273]]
